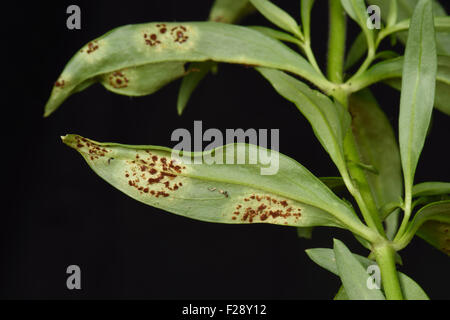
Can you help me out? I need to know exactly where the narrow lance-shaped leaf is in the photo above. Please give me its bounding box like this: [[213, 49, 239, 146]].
[[256, 67, 351, 179], [349, 89, 403, 239], [398, 0, 437, 206], [306, 247, 429, 300], [249, 0, 303, 39], [209, 0, 254, 23], [61, 135, 374, 239], [45, 22, 327, 116], [333, 239, 385, 300]]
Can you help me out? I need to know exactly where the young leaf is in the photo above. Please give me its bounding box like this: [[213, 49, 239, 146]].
[[306, 247, 429, 300], [209, 0, 254, 23], [413, 182, 450, 197], [333, 239, 385, 300], [398, 0, 437, 207], [177, 62, 217, 115], [61, 135, 374, 239], [256, 68, 351, 177], [249, 0, 303, 39], [45, 22, 327, 117]]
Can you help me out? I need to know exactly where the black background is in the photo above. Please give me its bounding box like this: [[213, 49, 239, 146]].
[[2, 0, 449, 299]]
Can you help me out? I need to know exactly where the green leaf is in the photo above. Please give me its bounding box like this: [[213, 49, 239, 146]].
[[306, 247, 429, 300], [413, 182, 450, 197], [349, 89, 403, 239], [248, 26, 303, 46], [256, 68, 351, 177], [177, 61, 216, 115], [333, 239, 385, 300], [398, 0, 437, 204], [368, 0, 450, 55], [340, 0, 374, 49], [345, 32, 367, 70], [45, 22, 327, 117], [416, 220, 450, 256], [209, 0, 255, 23], [249, 0, 303, 39], [61, 135, 373, 237], [301, 0, 315, 41]]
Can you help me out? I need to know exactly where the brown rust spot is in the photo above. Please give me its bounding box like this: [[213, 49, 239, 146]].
[[124, 151, 185, 199], [54, 79, 65, 88], [86, 41, 99, 54], [144, 32, 161, 47], [171, 26, 189, 44], [108, 71, 129, 89], [74, 136, 110, 161], [234, 194, 302, 224]]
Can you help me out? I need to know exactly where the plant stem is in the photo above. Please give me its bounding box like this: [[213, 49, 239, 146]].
[[327, 0, 346, 83], [327, 0, 385, 237], [373, 242, 404, 300]]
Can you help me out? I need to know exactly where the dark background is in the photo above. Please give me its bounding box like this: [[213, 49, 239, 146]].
[[2, 0, 449, 299]]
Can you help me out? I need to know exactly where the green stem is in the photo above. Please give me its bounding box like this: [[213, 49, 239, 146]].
[[327, 0, 346, 83], [303, 41, 326, 78], [373, 243, 404, 300], [327, 0, 385, 237]]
